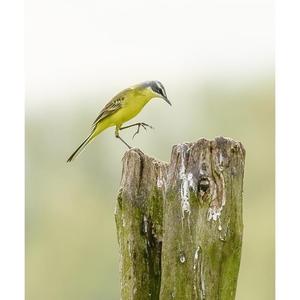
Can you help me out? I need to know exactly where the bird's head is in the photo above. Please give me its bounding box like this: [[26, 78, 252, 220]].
[[141, 81, 171, 106]]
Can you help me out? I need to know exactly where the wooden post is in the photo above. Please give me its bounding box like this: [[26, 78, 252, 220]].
[[115, 137, 245, 300]]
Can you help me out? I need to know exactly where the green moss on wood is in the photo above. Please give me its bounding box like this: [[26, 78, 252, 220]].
[[115, 138, 245, 300]]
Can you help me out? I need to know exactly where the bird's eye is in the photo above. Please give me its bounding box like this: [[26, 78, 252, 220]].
[[154, 87, 163, 96], [151, 83, 165, 97]]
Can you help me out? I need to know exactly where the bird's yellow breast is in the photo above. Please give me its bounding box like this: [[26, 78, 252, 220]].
[[93, 88, 155, 135], [109, 91, 152, 126]]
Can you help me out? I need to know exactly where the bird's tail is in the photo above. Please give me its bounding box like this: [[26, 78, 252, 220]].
[[67, 132, 96, 162]]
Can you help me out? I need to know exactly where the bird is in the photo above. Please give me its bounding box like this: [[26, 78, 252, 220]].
[[67, 80, 171, 162]]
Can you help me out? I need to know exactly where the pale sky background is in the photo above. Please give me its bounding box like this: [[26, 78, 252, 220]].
[[26, 0, 273, 110]]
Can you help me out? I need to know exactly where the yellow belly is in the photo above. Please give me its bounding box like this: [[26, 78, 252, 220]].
[[93, 94, 149, 135], [110, 96, 148, 126]]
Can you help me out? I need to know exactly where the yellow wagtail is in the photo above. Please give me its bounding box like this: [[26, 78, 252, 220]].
[[67, 81, 171, 162]]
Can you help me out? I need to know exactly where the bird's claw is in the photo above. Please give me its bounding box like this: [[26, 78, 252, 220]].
[[132, 123, 154, 139]]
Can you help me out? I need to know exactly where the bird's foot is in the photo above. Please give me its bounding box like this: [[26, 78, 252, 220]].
[[132, 123, 154, 139]]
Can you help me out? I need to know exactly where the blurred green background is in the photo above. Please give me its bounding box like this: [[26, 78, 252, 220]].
[[26, 73, 274, 300], [26, 0, 274, 299]]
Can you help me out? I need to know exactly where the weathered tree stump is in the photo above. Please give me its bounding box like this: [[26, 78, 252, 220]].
[[115, 137, 245, 300]]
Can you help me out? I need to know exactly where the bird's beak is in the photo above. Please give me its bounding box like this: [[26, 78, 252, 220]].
[[163, 97, 172, 106]]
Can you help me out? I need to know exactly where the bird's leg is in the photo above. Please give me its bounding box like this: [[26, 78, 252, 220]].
[[120, 122, 153, 130], [115, 127, 132, 149], [120, 122, 154, 139]]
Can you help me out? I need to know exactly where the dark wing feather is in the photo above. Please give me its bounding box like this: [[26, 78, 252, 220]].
[[92, 90, 129, 127]]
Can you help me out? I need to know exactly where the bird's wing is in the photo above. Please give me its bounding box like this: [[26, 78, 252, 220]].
[[92, 89, 130, 127]]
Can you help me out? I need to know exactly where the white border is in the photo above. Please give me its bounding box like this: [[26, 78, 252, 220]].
[[276, 0, 300, 299], [0, 0, 24, 299]]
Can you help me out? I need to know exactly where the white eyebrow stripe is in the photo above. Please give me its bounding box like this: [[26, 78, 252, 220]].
[[156, 81, 163, 91], [155, 81, 167, 97]]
